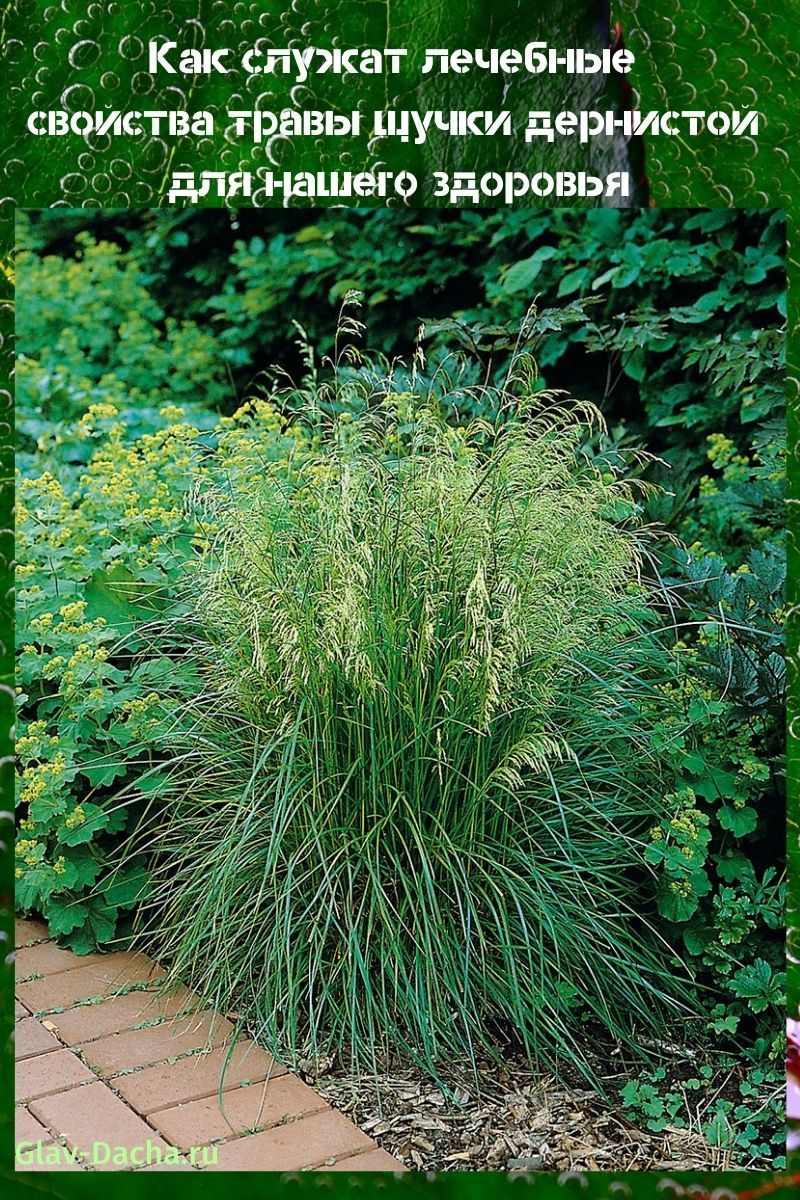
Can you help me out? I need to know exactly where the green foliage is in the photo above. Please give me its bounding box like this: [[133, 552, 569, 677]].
[[25, 210, 784, 455], [206, 214, 488, 370], [15, 399, 304, 951], [643, 558, 784, 999], [621, 1056, 785, 1169], [15, 223, 233, 435], [479, 209, 785, 473], [680, 429, 785, 564], [15, 209, 785, 1166]]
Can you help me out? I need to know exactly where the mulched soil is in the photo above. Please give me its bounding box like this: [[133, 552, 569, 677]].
[[315, 1057, 729, 1173]]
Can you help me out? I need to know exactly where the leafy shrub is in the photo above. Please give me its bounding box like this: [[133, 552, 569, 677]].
[[473, 209, 785, 456], [15, 399, 305, 950], [23, 210, 783, 457], [206, 213, 487, 371], [127, 344, 702, 1085], [15, 224, 233, 433]]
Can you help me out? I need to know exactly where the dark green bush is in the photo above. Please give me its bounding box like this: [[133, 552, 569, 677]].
[[16, 220, 233, 432]]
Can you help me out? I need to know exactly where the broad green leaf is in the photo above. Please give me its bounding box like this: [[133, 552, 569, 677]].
[[57, 802, 110, 847], [718, 805, 759, 837], [45, 898, 89, 937]]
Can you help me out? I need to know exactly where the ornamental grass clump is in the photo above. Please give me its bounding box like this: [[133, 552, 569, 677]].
[[134, 357, 690, 1084]]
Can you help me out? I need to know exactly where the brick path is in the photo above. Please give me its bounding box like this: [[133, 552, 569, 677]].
[[14, 918, 404, 1173]]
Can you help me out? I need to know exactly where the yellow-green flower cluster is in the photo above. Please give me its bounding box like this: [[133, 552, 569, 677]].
[[18, 753, 70, 807], [16, 380, 314, 945], [64, 805, 86, 829], [650, 787, 710, 853], [17, 720, 60, 763]]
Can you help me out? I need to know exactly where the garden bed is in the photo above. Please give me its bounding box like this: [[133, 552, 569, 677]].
[[317, 1058, 726, 1173], [14, 207, 787, 1172]]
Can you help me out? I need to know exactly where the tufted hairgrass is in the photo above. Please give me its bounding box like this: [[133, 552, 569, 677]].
[[131, 342, 692, 1088]]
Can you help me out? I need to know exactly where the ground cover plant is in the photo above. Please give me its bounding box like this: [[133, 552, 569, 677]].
[[14, 209, 786, 1166], [15, 397, 304, 948]]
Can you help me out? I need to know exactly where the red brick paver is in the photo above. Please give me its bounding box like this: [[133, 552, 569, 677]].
[[324, 1148, 408, 1171], [15, 1016, 61, 1060], [150, 1072, 328, 1150], [81, 1009, 235, 1077], [15, 917, 49, 947], [52, 984, 200, 1046], [15, 939, 108, 980], [207, 1108, 376, 1170], [15, 1106, 52, 1145], [17, 1049, 94, 1102], [31, 1081, 172, 1172], [14, 918, 404, 1172], [16, 951, 160, 1014], [114, 1039, 283, 1115]]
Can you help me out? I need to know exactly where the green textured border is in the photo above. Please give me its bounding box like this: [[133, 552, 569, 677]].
[[1, 1, 798, 1195]]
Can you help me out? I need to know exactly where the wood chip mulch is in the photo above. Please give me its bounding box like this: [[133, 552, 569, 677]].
[[315, 1059, 729, 1173]]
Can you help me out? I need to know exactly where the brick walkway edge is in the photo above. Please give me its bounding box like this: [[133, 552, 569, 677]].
[[14, 918, 405, 1173]]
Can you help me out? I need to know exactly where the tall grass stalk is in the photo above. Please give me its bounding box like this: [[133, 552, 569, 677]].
[[130, 333, 691, 1087]]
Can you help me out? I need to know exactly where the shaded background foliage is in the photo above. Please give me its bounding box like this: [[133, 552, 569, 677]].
[[14, 206, 786, 1166], [21, 206, 784, 454]]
